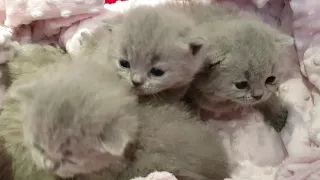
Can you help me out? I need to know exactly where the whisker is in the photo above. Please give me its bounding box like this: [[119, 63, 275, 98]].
[[152, 93, 159, 101], [153, 93, 163, 101]]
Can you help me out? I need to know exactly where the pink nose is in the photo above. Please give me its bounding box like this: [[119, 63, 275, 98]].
[[43, 158, 60, 172]]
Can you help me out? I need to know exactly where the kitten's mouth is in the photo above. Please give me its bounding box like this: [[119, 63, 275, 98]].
[[56, 171, 76, 178], [236, 98, 261, 105], [131, 87, 152, 95], [131, 86, 162, 95]]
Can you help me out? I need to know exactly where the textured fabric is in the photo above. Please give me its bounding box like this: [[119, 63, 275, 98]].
[[3, 0, 104, 28]]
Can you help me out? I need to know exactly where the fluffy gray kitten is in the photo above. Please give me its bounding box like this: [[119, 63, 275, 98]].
[[163, 0, 236, 24], [17, 60, 230, 179], [109, 5, 206, 101], [187, 16, 293, 131]]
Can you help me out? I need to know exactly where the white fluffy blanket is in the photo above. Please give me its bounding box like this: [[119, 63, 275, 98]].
[[0, 0, 320, 180]]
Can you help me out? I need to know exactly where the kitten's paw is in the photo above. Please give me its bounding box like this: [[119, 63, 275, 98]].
[[131, 172, 178, 180], [67, 29, 93, 58], [79, 30, 93, 46]]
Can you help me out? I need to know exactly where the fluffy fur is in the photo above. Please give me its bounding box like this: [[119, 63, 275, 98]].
[[77, 23, 114, 62], [187, 16, 293, 131], [8, 43, 69, 81], [109, 5, 206, 101], [20, 60, 137, 178], [77, 102, 230, 180], [1, 57, 230, 179], [0, 43, 71, 180], [163, 0, 235, 24]]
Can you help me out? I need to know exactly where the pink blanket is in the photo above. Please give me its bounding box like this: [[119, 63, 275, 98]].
[[0, 0, 319, 180], [0, 0, 126, 57]]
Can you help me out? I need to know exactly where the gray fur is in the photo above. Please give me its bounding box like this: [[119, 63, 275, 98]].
[[9, 43, 69, 81], [109, 5, 206, 100], [163, 0, 237, 24], [0, 43, 71, 180], [77, 103, 230, 180], [77, 23, 114, 62], [16, 60, 230, 179], [19, 60, 138, 178], [129, 102, 230, 180], [187, 17, 293, 130]]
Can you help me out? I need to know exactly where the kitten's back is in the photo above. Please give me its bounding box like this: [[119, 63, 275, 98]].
[[83, 103, 231, 180], [0, 43, 74, 180], [9, 44, 69, 81], [128, 103, 230, 180], [0, 59, 135, 180], [163, 0, 239, 23], [0, 44, 71, 180], [21, 58, 137, 143]]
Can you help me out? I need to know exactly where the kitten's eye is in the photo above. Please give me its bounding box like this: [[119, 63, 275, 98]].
[[150, 68, 165, 77], [63, 150, 73, 157], [119, 59, 130, 68], [265, 76, 276, 84], [62, 159, 77, 165], [208, 61, 221, 69], [235, 81, 249, 89]]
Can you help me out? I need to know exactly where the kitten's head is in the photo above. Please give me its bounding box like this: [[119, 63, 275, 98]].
[[109, 6, 205, 95], [194, 19, 294, 105], [15, 62, 138, 178]]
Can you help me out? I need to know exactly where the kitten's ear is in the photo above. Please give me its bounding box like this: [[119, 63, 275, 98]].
[[275, 34, 294, 47], [79, 23, 116, 48], [179, 37, 205, 56], [188, 37, 205, 56], [80, 23, 116, 39], [97, 131, 130, 156], [206, 48, 229, 68], [9, 81, 36, 101]]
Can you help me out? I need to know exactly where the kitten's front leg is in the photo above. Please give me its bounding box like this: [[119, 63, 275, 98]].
[[254, 93, 288, 132]]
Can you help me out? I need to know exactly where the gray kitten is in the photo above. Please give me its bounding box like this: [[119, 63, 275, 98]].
[[0, 43, 72, 180], [109, 5, 206, 101], [17, 60, 136, 178], [187, 17, 293, 131], [17, 60, 230, 180]]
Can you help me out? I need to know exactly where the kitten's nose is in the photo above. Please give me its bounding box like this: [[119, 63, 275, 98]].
[[43, 158, 60, 172], [131, 80, 142, 87], [131, 73, 144, 87], [252, 95, 263, 100]]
